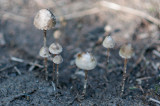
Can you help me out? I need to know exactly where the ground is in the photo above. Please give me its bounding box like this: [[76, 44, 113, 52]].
[[0, 0, 160, 105]]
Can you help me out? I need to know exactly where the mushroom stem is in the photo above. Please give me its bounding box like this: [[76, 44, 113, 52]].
[[121, 58, 127, 96], [56, 64, 59, 86], [82, 70, 88, 96], [43, 30, 47, 47], [44, 57, 48, 80], [107, 48, 110, 64], [52, 63, 55, 81]]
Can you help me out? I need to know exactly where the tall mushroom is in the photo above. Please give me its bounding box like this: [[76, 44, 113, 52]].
[[119, 44, 134, 96], [39, 46, 50, 80], [52, 55, 63, 86], [34, 9, 56, 80], [49, 43, 63, 81], [102, 36, 115, 64], [75, 52, 97, 96]]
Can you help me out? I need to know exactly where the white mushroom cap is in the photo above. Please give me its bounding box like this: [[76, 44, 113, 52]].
[[53, 30, 61, 39], [49, 43, 62, 54], [119, 44, 134, 59], [53, 55, 63, 64], [34, 9, 56, 30], [102, 36, 115, 48], [75, 52, 97, 70], [104, 25, 112, 33], [39, 46, 50, 58]]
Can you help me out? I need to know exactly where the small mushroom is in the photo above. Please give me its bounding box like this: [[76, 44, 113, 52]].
[[102, 36, 115, 64], [34, 9, 56, 81], [75, 52, 97, 96], [49, 43, 63, 81], [39, 46, 50, 80], [53, 30, 61, 41], [49, 43, 63, 55], [52, 55, 63, 86], [104, 25, 112, 36], [119, 44, 134, 96]]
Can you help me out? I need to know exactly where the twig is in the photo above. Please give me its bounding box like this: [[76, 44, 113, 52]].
[[136, 77, 151, 81], [0, 64, 17, 72], [57, 7, 101, 21], [14, 66, 21, 75], [29, 61, 38, 72], [99, 0, 160, 26], [0, 10, 27, 22], [153, 50, 160, 58], [10, 56, 43, 68], [149, 98, 160, 105], [51, 81, 56, 91], [1, 89, 37, 106]]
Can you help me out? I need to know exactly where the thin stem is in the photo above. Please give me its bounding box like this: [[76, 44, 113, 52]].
[[43, 30, 47, 80], [82, 70, 88, 96], [107, 48, 110, 64], [52, 63, 55, 81], [52, 54, 57, 81], [56, 64, 59, 86], [121, 59, 127, 96], [43, 30, 47, 47], [44, 57, 48, 81]]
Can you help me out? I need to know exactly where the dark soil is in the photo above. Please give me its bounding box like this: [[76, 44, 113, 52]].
[[0, 0, 160, 105]]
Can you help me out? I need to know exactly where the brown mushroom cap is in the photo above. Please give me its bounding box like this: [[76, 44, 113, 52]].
[[34, 9, 56, 30], [119, 44, 134, 59]]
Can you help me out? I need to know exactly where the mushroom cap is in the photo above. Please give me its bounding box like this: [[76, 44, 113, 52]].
[[39, 46, 50, 58], [75, 52, 97, 70], [102, 36, 115, 48], [34, 9, 56, 30], [53, 55, 63, 64], [49, 43, 62, 54], [53, 30, 61, 39], [119, 44, 134, 59], [104, 25, 112, 32]]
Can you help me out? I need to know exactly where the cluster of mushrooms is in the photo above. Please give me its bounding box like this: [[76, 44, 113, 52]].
[[34, 9, 63, 86], [33, 9, 134, 97]]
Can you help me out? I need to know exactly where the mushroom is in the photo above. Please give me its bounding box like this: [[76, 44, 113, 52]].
[[49, 43, 63, 81], [52, 55, 63, 86], [102, 36, 115, 64], [119, 44, 134, 96], [49, 43, 62, 55], [39, 46, 50, 80], [53, 30, 61, 41], [104, 25, 112, 36], [34, 9, 56, 80], [75, 52, 97, 96], [34, 9, 56, 31]]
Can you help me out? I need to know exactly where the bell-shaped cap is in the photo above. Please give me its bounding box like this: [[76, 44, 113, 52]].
[[102, 36, 115, 48], [34, 9, 56, 30], [39, 46, 50, 58], [49, 43, 62, 55], [53, 55, 63, 64], [75, 52, 97, 70], [119, 44, 134, 59]]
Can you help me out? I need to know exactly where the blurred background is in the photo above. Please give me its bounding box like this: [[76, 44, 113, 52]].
[[0, 0, 159, 62]]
